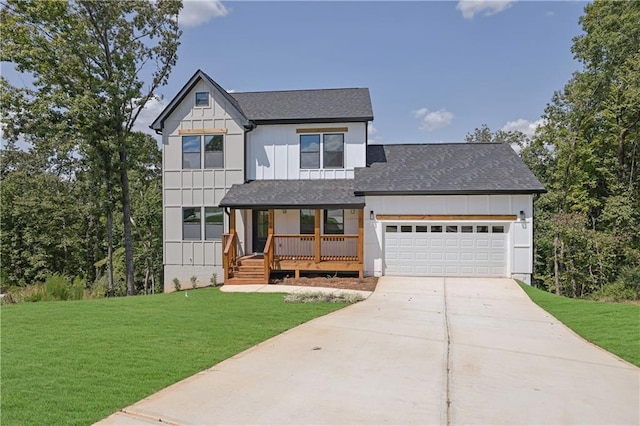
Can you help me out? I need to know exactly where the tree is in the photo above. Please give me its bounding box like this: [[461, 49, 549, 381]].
[[465, 123, 530, 151], [1, 1, 182, 294], [518, 0, 640, 297]]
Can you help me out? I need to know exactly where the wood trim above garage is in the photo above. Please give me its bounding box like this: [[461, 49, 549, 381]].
[[178, 128, 227, 135], [375, 214, 517, 221]]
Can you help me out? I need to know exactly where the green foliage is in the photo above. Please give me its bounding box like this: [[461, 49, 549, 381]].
[[190, 275, 197, 289], [520, 282, 640, 366], [172, 277, 181, 292], [1, 0, 182, 295], [517, 0, 640, 298], [284, 291, 365, 304], [210, 273, 218, 287], [0, 289, 346, 425]]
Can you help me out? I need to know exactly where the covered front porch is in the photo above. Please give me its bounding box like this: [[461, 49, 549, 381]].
[[219, 180, 365, 284]]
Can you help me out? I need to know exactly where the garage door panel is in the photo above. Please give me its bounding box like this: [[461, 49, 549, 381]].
[[384, 222, 508, 277]]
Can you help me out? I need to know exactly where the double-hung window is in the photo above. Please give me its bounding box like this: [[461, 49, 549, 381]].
[[299, 209, 315, 234], [182, 135, 224, 169], [183, 207, 224, 240], [299, 133, 344, 169], [323, 209, 344, 234]]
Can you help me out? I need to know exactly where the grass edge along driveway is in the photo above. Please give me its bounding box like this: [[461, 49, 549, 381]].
[[1, 288, 347, 425], [518, 282, 640, 367]]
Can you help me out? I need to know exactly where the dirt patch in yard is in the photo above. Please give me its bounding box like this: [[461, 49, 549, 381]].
[[269, 274, 378, 292]]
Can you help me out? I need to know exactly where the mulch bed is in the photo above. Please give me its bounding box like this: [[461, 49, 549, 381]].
[[269, 275, 378, 292]]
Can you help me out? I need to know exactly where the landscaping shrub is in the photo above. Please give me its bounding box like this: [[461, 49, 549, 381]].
[[284, 291, 364, 304]]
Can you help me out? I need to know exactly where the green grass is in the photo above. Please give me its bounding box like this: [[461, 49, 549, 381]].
[[519, 283, 640, 367], [1, 288, 347, 425]]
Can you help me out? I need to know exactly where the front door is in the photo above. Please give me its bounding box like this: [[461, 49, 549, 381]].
[[252, 210, 269, 253]]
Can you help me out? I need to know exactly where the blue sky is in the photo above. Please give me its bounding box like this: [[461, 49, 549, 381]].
[[3, 1, 589, 145]]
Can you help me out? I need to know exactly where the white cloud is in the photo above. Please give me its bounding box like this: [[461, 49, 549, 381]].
[[367, 122, 382, 144], [414, 108, 454, 132], [179, 0, 229, 28], [456, 0, 515, 19], [132, 96, 168, 139], [501, 118, 544, 137]]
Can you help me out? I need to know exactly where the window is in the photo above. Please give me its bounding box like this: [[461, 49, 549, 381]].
[[300, 133, 344, 169], [183, 135, 224, 169], [416, 226, 428, 233], [401, 225, 413, 233], [492, 225, 505, 233], [324, 209, 344, 234], [446, 225, 458, 233], [300, 209, 315, 235], [477, 225, 489, 233], [195, 92, 209, 107], [323, 134, 344, 168], [461, 226, 473, 233], [183, 208, 201, 240], [300, 134, 320, 168], [205, 207, 223, 240], [204, 135, 224, 168], [182, 135, 201, 169], [386, 225, 398, 233], [431, 225, 442, 233]]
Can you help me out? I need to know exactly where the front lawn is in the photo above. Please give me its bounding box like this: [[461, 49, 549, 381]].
[[519, 283, 640, 367], [1, 288, 346, 425]]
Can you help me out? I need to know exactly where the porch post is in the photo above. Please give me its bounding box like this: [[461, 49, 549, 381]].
[[314, 209, 321, 262], [268, 209, 274, 235], [229, 208, 236, 234], [358, 208, 364, 278]]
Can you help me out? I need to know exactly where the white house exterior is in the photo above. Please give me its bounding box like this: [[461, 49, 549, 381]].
[[152, 70, 544, 292]]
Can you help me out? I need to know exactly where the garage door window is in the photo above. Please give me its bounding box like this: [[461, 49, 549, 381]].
[[416, 225, 428, 232], [446, 225, 458, 233], [386, 225, 398, 232], [477, 225, 489, 233], [461, 225, 473, 233], [492, 225, 505, 233], [431, 225, 442, 233], [401, 225, 412, 232]]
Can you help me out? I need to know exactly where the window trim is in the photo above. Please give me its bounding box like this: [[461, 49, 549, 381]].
[[195, 91, 209, 107], [323, 209, 344, 235], [182, 134, 224, 169], [299, 132, 345, 169]]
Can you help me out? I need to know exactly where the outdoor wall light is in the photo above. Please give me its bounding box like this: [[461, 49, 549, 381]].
[[369, 210, 374, 220], [350, 209, 355, 214], [519, 210, 526, 221], [282, 209, 287, 214]]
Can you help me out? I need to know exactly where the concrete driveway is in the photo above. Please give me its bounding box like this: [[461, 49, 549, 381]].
[[98, 277, 639, 425]]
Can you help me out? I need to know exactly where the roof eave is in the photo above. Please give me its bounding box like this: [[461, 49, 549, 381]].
[[251, 117, 373, 125], [219, 202, 366, 209], [355, 189, 547, 196]]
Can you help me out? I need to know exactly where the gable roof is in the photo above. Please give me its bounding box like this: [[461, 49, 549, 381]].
[[355, 143, 546, 195], [150, 69, 250, 131], [230, 88, 373, 124], [219, 179, 364, 209], [150, 70, 373, 131]]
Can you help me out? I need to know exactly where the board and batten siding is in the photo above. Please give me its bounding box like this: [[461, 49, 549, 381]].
[[162, 80, 246, 291], [363, 194, 534, 282], [246, 122, 367, 180]]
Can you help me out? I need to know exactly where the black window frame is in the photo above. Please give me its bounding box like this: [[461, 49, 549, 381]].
[[300, 134, 320, 169], [182, 134, 224, 169], [195, 91, 209, 107], [322, 133, 344, 168], [323, 209, 344, 235], [204, 134, 224, 169], [299, 209, 315, 235], [182, 207, 202, 240], [182, 135, 201, 169], [204, 207, 224, 240]]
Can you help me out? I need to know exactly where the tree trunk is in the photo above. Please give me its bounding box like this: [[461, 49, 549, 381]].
[[106, 174, 114, 294], [119, 148, 135, 295], [553, 234, 560, 296]]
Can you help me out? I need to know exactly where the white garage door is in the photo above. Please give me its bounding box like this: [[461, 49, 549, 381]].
[[384, 223, 508, 277]]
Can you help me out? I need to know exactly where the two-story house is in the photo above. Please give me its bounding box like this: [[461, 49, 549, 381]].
[[151, 70, 545, 292]]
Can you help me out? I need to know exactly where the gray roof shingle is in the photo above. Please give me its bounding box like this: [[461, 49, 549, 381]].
[[219, 180, 365, 209], [231, 88, 373, 123], [355, 143, 546, 195]]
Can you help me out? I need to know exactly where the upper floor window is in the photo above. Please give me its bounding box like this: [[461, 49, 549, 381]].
[[323, 134, 344, 168], [300, 134, 320, 168], [195, 92, 209, 107], [324, 209, 344, 234], [182, 135, 224, 169], [299, 133, 344, 169]]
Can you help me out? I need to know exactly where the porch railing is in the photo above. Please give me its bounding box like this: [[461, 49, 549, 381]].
[[222, 232, 237, 282], [273, 234, 358, 262]]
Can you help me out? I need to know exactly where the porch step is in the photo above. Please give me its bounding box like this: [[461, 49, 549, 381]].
[[235, 265, 263, 273], [232, 271, 265, 279], [226, 277, 269, 285], [237, 259, 263, 267]]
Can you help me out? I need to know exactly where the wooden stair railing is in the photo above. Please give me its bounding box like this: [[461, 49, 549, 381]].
[[222, 231, 237, 282], [263, 234, 274, 282]]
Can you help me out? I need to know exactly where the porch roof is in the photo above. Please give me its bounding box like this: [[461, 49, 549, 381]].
[[219, 179, 365, 209]]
